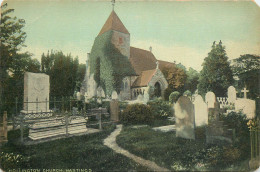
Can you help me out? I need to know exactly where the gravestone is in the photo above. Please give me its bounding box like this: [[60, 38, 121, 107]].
[[194, 95, 208, 127], [208, 101, 221, 123], [97, 86, 105, 98], [205, 92, 216, 108], [227, 86, 237, 104], [206, 102, 234, 144], [235, 99, 256, 119], [110, 100, 119, 121], [111, 91, 118, 100], [174, 96, 195, 140], [22, 72, 50, 113]]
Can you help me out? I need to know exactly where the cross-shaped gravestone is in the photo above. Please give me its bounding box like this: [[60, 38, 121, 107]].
[[241, 87, 249, 99]]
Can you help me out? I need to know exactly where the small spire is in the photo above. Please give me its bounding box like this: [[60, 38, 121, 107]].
[[111, 0, 115, 11], [156, 61, 159, 69]]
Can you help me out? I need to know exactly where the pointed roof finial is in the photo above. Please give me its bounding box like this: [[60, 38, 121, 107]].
[[111, 0, 115, 11]]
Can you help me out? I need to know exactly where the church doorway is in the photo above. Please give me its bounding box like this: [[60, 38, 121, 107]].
[[154, 82, 161, 97]]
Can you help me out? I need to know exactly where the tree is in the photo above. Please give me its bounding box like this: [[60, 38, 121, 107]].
[[184, 67, 200, 94], [232, 54, 260, 99], [198, 41, 234, 97], [41, 51, 85, 98], [162, 66, 187, 90], [4, 53, 40, 113], [0, 3, 27, 112]]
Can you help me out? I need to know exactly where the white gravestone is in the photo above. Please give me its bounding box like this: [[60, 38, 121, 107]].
[[227, 86, 237, 104], [194, 95, 208, 127], [174, 96, 195, 140], [76, 92, 81, 100], [205, 92, 216, 108], [111, 91, 118, 100], [22, 72, 50, 113]]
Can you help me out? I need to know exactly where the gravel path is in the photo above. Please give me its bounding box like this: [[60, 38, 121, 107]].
[[103, 125, 170, 172]]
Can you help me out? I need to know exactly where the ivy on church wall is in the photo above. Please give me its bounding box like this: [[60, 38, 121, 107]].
[[89, 31, 136, 96]]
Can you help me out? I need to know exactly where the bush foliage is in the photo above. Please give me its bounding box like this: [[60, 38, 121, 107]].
[[169, 91, 180, 104], [147, 98, 172, 119], [120, 104, 153, 124]]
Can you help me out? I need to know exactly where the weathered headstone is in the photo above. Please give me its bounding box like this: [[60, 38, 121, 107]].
[[110, 100, 119, 121], [208, 101, 221, 123], [194, 95, 208, 127], [205, 92, 216, 108], [235, 99, 256, 119], [111, 91, 118, 100], [22, 72, 50, 113], [97, 86, 105, 98], [228, 86, 237, 104], [174, 96, 195, 140]]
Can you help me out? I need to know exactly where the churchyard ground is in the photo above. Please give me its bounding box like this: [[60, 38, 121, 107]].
[[0, 124, 148, 171]]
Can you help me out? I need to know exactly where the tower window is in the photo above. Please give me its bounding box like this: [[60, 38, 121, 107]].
[[119, 37, 123, 44]]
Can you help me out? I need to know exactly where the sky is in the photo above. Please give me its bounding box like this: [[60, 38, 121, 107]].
[[2, 0, 260, 71]]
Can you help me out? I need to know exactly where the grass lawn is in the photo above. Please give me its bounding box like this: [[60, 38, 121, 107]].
[[0, 124, 148, 171], [116, 125, 251, 171]]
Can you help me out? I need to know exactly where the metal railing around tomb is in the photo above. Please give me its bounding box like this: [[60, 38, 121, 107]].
[[10, 97, 114, 143]]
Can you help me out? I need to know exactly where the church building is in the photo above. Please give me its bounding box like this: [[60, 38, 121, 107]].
[[81, 10, 175, 101]]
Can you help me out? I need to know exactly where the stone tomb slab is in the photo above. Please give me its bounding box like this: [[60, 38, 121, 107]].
[[29, 116, 88, 140], [235, 99, 256, 119], [174, 96, 195, 140]]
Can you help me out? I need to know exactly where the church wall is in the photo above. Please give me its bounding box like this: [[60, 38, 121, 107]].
[[132, 87, 148, 99], [111, 30, 130, 58], [120, 76, 131, 100], [148, 69, 168, 99]]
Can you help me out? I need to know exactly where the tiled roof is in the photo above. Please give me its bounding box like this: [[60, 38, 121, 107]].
[[129, 47, 157, 75], [98, 11, 129, 36], [129, 47, 176, 87], [157, 60, 176, 71], [132, 69, 157, 87]]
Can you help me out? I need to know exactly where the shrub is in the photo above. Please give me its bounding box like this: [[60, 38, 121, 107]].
[[205, 146, 224, 168], [219, 111, 250, 160], [183, 90, 192, 97], [169, 91, 180, 104], [222, 146, 241, 165], [164, 87, 174, 101], [120, 104, 153, 125], [0, 152, 29, 170], [147, 98, 172, 119]]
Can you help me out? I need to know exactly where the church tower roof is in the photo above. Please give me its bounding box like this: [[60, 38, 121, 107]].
[[98, 11, 129, 36]]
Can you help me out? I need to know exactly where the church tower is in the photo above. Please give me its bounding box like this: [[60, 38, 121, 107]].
[[98, 10, 130, 58]]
